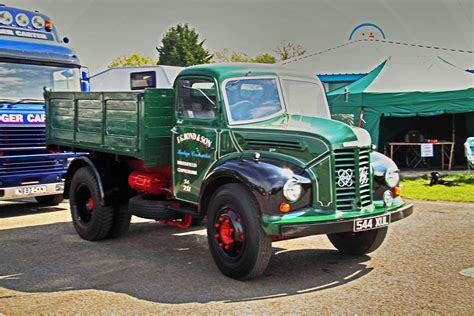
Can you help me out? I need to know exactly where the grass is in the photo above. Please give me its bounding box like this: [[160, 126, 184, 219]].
[[400, 173, 474, 203]]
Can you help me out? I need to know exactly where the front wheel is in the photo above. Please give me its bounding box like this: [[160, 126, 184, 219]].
[[35, 194, 64, 206], [327, 227, 388, 255], [207, 183, 272, 280]]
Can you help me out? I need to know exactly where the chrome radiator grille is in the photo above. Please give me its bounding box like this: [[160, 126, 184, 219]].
[[0, 155, 64, 176], [334, 147, 372, 211]]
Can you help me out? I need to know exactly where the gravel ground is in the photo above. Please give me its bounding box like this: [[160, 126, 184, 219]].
[[0, 199, 473, 315]]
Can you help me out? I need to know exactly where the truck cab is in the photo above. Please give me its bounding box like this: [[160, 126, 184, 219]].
[[0, 5, 83, 204], [46, 63, 413, 280]]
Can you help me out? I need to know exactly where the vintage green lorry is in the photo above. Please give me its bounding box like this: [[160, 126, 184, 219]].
[[45, 63, 413, 280]]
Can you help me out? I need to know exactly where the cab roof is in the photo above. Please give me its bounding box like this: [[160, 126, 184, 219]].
[[177, 63, 316, 82]]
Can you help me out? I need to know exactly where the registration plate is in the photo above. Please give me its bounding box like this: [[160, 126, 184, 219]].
[[353, 214, 390, 232], [15, 185, 47, 197]]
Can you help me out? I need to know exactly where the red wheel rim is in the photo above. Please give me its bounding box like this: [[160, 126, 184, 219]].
[[75, 184, 94, 223], [213, 208, 245, 258]]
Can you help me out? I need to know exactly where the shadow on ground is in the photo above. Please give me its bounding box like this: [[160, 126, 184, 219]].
[[0, 221, 372, 303], [0, 200, 67, 218]]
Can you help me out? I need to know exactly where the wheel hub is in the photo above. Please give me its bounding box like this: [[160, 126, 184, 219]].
[[76, 185, 94, 223], [214, 209, 244, 257], [86, 198, 94, 211]]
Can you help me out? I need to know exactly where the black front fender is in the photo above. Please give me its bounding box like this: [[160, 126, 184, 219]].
[[200, 157, 311, 216]]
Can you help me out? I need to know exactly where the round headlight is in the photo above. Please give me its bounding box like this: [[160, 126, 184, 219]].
[[383, 190, 393, 207], [16, 13, 29, 27], [0, 11, 13, 25], [385, 168, 400, 188], [32, 16, 45, 29], [283, 179, 303, 202]]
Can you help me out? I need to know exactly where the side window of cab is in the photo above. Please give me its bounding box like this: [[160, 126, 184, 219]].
[[177, 78, 217, 120]]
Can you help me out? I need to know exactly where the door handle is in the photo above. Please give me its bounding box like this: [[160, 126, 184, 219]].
[[170, 127, 178, 134]]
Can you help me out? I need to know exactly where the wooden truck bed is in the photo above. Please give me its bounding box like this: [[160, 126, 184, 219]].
[[45, 89, 175, 167]]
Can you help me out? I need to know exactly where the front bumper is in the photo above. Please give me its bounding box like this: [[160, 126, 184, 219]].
[[0, 182, 64, 201], [262, 201, 413, 238]]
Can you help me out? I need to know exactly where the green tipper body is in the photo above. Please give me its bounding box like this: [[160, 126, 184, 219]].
[[45, 89, 175, 167]]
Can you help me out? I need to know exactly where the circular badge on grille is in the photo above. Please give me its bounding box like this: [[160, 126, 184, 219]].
[[337, 169, 353, 187]]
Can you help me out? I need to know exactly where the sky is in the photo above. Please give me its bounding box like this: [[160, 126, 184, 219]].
[[4, 0, 473, 74]]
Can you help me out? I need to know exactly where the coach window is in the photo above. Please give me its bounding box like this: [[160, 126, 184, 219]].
[[130, 71, 156, 90]]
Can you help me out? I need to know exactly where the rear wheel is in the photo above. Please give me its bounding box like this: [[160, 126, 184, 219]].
[[327, 227, 388, 255], [35, 194, 64, 206], [69, 167, 114, 241], [207, 183, 272, 280], [108, 204, 131, 238]]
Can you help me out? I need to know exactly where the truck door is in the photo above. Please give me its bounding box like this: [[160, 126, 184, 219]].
[[172, 76, 219, 203]]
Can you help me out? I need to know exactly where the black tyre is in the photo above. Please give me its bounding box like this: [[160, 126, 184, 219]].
[[190, 215, 205, 226], [327, 227, 388, 255], [207, 183, 272, 280], [35, 194, 64, 206], [69, 167, 114, 241], [128, 195, 181, 220], [108, 204, 131, 238]]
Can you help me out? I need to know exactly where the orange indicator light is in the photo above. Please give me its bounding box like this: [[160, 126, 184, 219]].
[[45, 20, 53, 31], [392, 186, 401, 196], [279, 203, 291, 213]]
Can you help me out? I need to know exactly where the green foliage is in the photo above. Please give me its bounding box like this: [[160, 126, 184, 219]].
[[108, 54, 157, 68], [213, 49, 276, 64], [213, 41, 305, 64], [253, 53, 277, 64], [213, 49, 247, 62], [400, 174, 474, 202], [273, 41, 306, 61], [157, 24, 213, 67]]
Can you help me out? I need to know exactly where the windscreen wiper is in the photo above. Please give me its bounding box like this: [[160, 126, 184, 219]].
[[0, 98, 18, 103], [182, 85, 215, 106], [0, 98, 44, 105]]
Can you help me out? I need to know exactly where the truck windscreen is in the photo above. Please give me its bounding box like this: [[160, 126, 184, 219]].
[[281, 79, 331, 119], [0, 62, 81, 100], [224, 78, 283, 123]]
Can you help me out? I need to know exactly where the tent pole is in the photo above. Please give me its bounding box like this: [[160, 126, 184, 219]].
[[452, 114, 455, 142]]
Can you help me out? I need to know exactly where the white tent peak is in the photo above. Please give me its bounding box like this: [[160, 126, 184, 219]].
[[280, 39, 474, 76]]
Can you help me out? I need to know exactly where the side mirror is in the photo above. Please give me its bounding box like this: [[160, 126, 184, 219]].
[[80, 67, 90, 92], [81, 81, 90, 92], [81, 68, 89, 81]]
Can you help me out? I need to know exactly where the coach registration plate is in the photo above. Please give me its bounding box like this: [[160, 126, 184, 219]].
[[15, 185, 47, 197], [353, 214, 390, 232]]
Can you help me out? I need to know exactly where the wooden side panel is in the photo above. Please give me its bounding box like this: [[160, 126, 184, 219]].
[[45, 90, 175, 167]]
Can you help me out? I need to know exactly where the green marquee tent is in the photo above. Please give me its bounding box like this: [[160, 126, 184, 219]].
[[327, 56, 474, 147]]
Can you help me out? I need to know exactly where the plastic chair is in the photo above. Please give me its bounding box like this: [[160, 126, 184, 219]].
[[465, 137, 474, 172]]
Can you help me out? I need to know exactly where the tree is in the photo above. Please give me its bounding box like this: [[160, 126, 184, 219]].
[[108, 54, 157, 68], [213, 49, 276, 64], [273, 41, 306, 61], [253, 53, 277, 64], [157, 24, 213, 67], [214, 49, 248, 62]]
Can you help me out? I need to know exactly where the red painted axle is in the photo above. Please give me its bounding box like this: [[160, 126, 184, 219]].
[[159, 214, 193, 229]]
